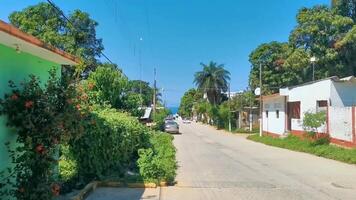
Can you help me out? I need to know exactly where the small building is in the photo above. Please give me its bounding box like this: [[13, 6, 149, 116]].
[[0, 20, 78, 172], [262, 76, 356, 148]]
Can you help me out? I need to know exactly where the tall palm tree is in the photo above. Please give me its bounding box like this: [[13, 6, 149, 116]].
[[194, 61, 230, 105]]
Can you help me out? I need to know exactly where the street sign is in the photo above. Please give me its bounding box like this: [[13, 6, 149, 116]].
[[254, 87, 261, 96]]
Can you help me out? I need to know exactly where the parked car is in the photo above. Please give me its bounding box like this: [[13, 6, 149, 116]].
[[183, 118, 191, 124], [164, 121, 179, 134]]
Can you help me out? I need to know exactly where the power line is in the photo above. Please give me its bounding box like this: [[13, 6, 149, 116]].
[[46, 0, 115, 65]]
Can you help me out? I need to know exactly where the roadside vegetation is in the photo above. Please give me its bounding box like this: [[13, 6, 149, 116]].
[[0, 3, 176, 200], [179, 62, 258, 132], [180, 0, 356, 134], [248, 134, 356, 164]]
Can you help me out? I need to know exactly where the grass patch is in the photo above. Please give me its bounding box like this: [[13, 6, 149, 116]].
[[247, 134, 356, 164], [233, 128, 259, 134]]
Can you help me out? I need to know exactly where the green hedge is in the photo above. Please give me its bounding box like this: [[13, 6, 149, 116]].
[[137, 133, 177, 183], [66, 106, 151, 183], [248, 134, 356, 164], [59, 106, 178, 188]]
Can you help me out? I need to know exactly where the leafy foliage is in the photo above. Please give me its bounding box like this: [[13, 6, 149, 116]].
[[303, 111, 327, 133], [67, 106, 151, 183], [0, 69, 83, 199], [85, 66, 128, 108], [137, 133, 177, 183], [128, 80, 154, 107], [194, 61, 230, 105], [249, 42, 303, 94], [152, 108, 171, 131], [178, 89, 202, 118], [9, 2, 104, 72]]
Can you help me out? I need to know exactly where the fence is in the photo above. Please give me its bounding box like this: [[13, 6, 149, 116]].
[[328, 106, 356, 147]]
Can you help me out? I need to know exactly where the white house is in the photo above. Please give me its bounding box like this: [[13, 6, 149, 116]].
[[262, 76, 356, 148]]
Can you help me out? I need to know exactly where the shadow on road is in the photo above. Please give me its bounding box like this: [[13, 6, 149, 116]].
[[86, 188, 154, 200]]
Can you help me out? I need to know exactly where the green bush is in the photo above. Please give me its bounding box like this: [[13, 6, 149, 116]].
[[248, 134, 356, 164], [137, 133, 177, 183], [152, 108, 170, 131], [67, 106, 150, 183]]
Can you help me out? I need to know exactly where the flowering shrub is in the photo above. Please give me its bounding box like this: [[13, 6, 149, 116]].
[[0, 69, 83, 200]]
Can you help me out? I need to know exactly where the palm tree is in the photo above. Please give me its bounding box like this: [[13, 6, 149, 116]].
[[194, 61, 230, 105]]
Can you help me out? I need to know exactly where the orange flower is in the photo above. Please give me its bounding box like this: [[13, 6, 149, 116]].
[[11, 94, 19, 100], [51, 183, 61, 196], [76, 104, 81, 111], [25, 101, 34, 109]]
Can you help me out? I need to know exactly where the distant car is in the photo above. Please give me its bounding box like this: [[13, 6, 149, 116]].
[[183, 118, 191, 124], [164, 121, 179, 134]]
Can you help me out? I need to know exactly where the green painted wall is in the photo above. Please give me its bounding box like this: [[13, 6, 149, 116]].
[[0, 44, 61, 171]]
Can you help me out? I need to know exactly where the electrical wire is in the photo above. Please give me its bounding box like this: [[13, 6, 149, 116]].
[[46, 0, 115, 65]]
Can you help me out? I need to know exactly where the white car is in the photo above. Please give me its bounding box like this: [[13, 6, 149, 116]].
[[183, 118, 191, 124]]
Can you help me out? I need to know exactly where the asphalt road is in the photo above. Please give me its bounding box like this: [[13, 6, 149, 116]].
[[159, 121, 356, 200]]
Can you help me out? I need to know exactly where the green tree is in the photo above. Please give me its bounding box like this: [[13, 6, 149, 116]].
[[9, 2, 104, 72], [289, 6, 354, 79], [332, 0, 356, 22], [85, 65, 128, 108], [178, 89, 202, 118], [249, 42, 303, 94], [128, 80, 154, 106], [335, 25, 356, 75], [194, 61, 230, 105], [122, 93, 144, 117]]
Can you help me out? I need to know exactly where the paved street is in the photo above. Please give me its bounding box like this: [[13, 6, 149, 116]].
[[160, 122, 356, 200], [88, 122, 356, 200]]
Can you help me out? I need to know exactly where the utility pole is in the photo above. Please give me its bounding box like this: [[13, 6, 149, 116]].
[[228, 82, 232, 132], [259, 62, 263, 137], [138, 37, 143, 97], [153, 68, 157, 117]]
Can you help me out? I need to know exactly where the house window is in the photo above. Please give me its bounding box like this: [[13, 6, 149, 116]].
[[317, 100, 327, 112], [276, 110, 279, 119], [266, 110, 269, 118], [317, 100, 327, 107], [289, 101, 300, 119]]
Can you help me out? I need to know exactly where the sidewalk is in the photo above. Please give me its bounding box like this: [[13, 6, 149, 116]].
[[86, 187, 160, 200]]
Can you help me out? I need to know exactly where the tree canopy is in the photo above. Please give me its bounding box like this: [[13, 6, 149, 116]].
[[9, 2, 104, 72], [194, 61, 230, 105], [249, 4, 356, 94], [178, 89, 203, 118]]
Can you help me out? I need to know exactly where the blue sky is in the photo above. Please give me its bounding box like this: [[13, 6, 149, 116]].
[[1, 0, 329, 106]]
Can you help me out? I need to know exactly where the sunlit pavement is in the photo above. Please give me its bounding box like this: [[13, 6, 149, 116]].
[[159, 121, 356, 200], [87, 121, 356, 200]]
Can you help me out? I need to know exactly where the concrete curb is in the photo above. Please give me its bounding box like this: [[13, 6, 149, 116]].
[[70, 181, 163, 200]]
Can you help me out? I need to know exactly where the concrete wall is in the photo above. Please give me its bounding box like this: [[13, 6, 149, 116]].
[[263, 96, 286, 135], [287, 80, 331, 132], [0, 44, 61, 171], [329, 106, 353, 142], [330, 82, 356, 107]]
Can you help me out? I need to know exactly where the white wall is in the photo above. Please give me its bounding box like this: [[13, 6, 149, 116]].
[[329, 106, 353, 142], [286, 80, 331, 131], [263, 96, 286, 135], [330, 82, 356, 107]]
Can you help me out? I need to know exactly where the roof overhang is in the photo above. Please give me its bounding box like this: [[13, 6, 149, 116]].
[[0, 20, 79, 65]]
